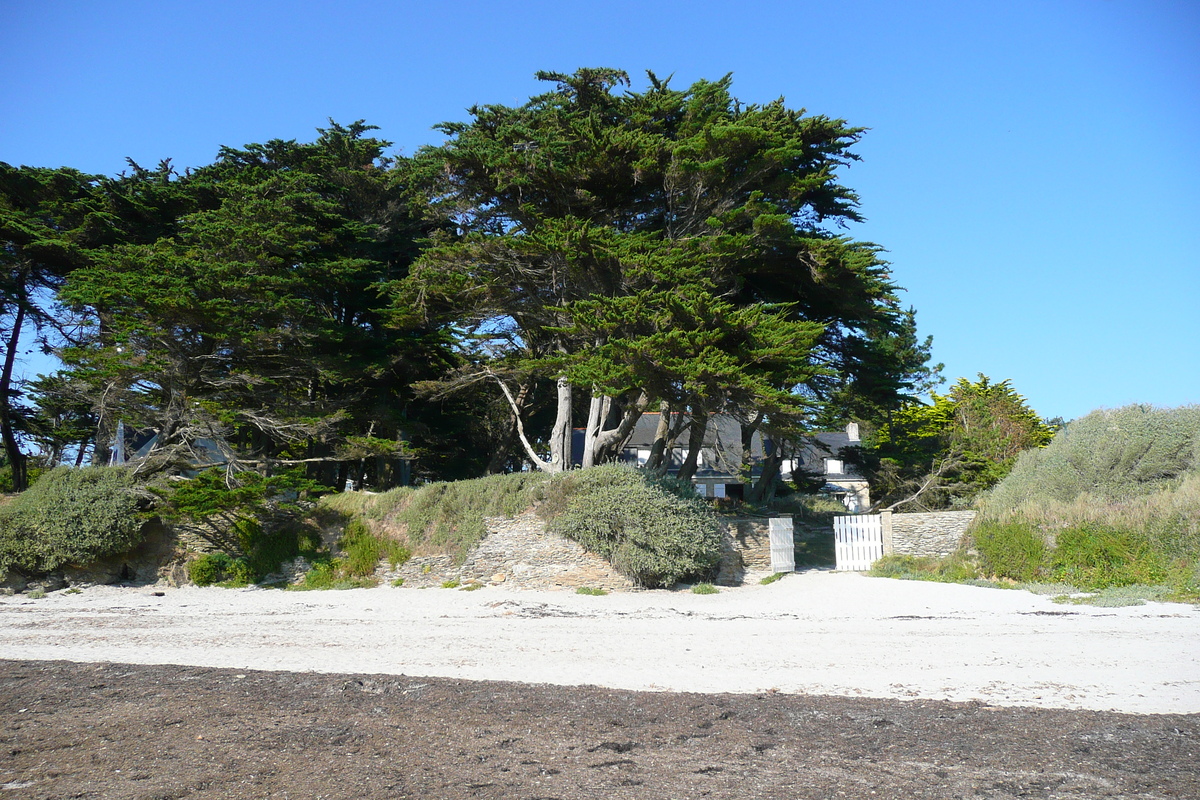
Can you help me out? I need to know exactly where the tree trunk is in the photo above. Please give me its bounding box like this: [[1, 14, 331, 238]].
[[586, 390, 650, 468], [486, 385, 527, 474], [676, 410, 708, 483], [74, 436, 91, 467], [747, 441, 785, 504], [548, 376, 573, 473], [644, 403, 673, 472], [0, 303, 29, 491], [580, 391, 610, 469]]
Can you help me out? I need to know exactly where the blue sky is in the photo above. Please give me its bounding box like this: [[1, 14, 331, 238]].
[[2, 0, 1197, 422]]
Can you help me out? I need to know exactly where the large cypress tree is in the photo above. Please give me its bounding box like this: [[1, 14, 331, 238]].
[[399, 69, 935, 484], [58, 123, 450, 487]]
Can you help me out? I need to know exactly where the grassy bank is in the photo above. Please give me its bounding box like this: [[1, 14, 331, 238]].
[[316, 465, 723, 588], [869, 406, 1200, 605]]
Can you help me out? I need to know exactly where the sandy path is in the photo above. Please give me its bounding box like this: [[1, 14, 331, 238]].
[[1, 571, 1196, 714]]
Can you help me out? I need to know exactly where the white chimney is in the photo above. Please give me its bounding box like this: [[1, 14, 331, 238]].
[[846, 422, 860, 442]]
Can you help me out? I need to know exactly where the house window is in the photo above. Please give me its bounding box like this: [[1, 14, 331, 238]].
[[695, 484, 707, 497], [825, 458, 843, 475], [713, 483, 727, 498], [637, 449, 651, 466]]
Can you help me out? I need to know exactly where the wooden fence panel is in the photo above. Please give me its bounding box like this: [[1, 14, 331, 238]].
[[768, 517, 795, 573], [833, 514, 884, 571]]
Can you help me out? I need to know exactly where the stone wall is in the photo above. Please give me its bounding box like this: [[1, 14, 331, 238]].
[[715, 517, 794, 586], [383, 512, 793, 591], [883, 510, 976, 558], [379, 511, 636, 592]]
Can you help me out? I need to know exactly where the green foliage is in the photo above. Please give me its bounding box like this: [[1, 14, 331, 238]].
[[441, 579, 460, 589], [1050, 525, 1166, 589], [460, 582, 484, 591], [545, 464, 721, 588], [290, 557, 378, 591], [866, 375, 1054, 510], [402, 69, 932, 473], [759, 572, 785, 585], [691, 583, 719, 595], [331, 465, 716, 588], [337, 517, 410, 577], [867, 553, 981, 583], [973, 404, 1200, 600], [55, 123, 458, 487], [984, 405, 1200, 510], [0, 464, 49, 494], [187, 552, 253, 587], [320, 471, 552, 563], [157, 467, 324, 582], [0, 467, 145, 575], [971, 522, 1047, 583], [575, 586, 607, 596]]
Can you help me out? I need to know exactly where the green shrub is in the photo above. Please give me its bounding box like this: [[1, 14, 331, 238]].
[[0, 463, 48, 494], [545, 465, 721, 588], [338, 518, 410, 577], [0, 467, 146, 575], [441, 579, 460, 588], [971, 521, 1047, 582], [984, 405, 1200, 512], [289, 557, 377, 591], [187, 552, 253, 587], [691, 583, 719, 595], [576, 586, 607, 596], [868, 553, 980, 583], [1050, 524, 1166, 589], [759, 572, 785, 585]]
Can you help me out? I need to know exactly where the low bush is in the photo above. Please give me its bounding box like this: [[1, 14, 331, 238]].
[[545, 465, 721, 588], [984, 405, 1200, 510], [759, 572, 785, 585], [188, 552, 254, 587], [0, 467, 146, 575], [337, 518, 410, 577], [868, 553, 980, 583], [971, 521, 1047, 583], [1050, 524, 1166, 589], [289, 558, 377, 591], [576, 586, 607, 596], [691, 583, 719, 594]]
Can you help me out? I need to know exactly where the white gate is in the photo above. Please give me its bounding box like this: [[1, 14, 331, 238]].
[[768, 517, 795, 573], [833, 514, 884, 571]]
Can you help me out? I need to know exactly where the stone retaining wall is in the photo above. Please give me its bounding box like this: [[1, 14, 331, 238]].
[[383, 513, 792, 591], [715, 517, 797, 586], [716, 518, 766, 586], [379, 511, 635, 592], [883, 510, 976, 558]]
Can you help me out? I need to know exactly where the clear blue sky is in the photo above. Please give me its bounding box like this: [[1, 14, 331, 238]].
[[3, 0, 1197, 422]]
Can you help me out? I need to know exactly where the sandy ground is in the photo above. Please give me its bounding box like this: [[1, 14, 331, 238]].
[[1, 571, 1196, 715]]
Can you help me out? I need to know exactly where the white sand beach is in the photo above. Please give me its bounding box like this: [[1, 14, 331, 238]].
[[1, 571, 1196, 714]]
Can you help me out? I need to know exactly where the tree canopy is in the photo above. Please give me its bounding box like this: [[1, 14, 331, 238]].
[[862, 374, 1055, 510], [398, 69, 936, 489], [1, 69, 941, 500]]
